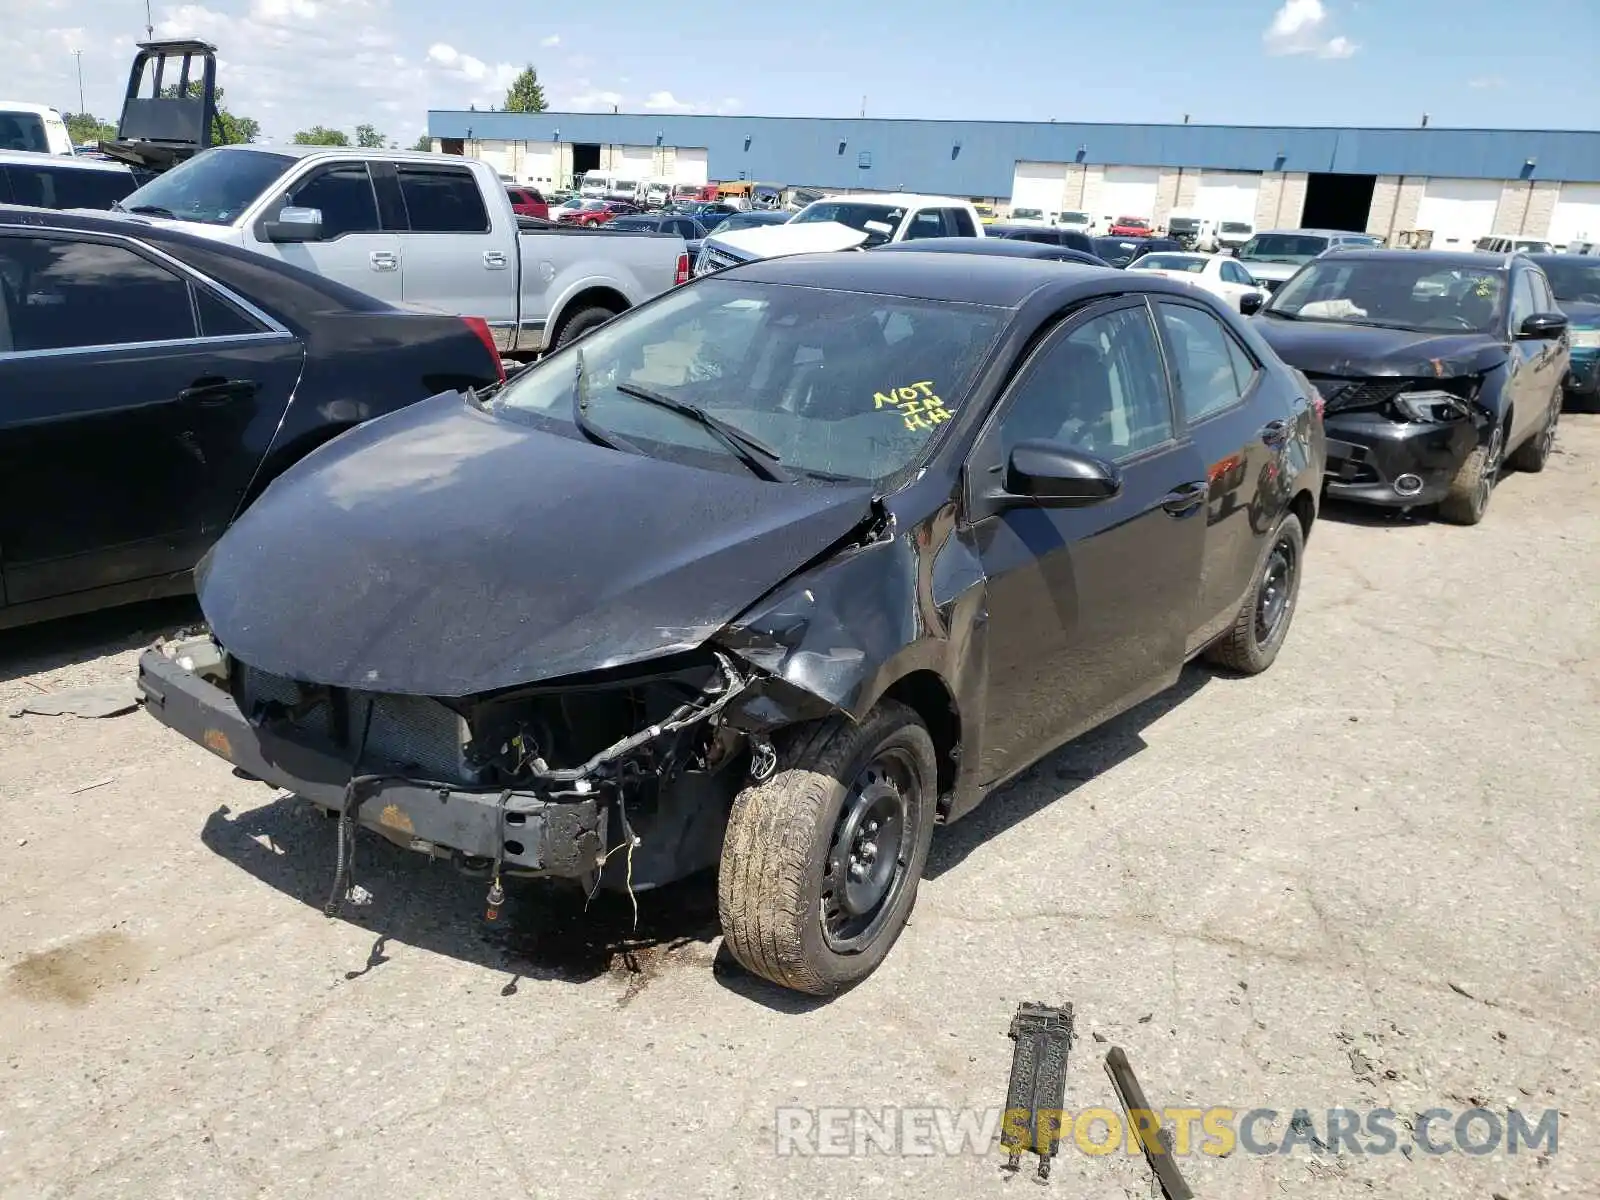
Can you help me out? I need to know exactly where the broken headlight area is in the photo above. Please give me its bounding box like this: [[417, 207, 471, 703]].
[[214, 645, 794, 909], [1308, 375, 1484, 424], [1385, 383, 1480, 424]]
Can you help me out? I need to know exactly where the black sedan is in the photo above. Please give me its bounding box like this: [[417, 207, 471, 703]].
[[984, 223, 1098, 255], [0, 206, 504, 629], [139, 252, 1325, 995], [1094, 235, 1183, 268], [1252, 249, 1569, 524], [601, 212, 711, 260], [877, 236, 1110, 268]]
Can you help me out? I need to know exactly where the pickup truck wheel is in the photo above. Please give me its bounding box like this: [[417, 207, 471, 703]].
[[718, 701, 936, 996], [1438, 422, 1503, 525], [1507, 388, 1559, 474], [552, 306, 616, 349], [1202, 511, 1304, 675]]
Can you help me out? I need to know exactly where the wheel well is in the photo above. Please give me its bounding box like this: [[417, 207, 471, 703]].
[[1289, 488, 1316, 541], [880, 671, 961, 806], [551, 287, 630, 341]]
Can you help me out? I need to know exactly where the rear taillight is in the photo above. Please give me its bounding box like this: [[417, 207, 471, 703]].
[[674, 252, 690, 286], [461, 315, 505, 383]]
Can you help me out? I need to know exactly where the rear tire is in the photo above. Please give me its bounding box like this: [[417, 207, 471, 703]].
[[1438, 422, 1504, 525], [718, 701, 937, 996], [552, 305, 617, 349], [1507, 389, 1559, 474], [1203, 511, 1304, 675]]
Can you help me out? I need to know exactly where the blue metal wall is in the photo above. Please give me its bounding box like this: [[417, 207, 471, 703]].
[[427, 112, 1600, 191]]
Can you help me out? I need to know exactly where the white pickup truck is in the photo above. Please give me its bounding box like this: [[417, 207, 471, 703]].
[[112, 145, 688, 352], [695, 192, 985, 274]]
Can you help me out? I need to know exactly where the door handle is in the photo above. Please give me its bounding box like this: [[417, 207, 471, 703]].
[[1260, 419, 1290, 446], [370, 250, 399, 272], [483, 250, 509, 270], [1161, 480, 1208, 516], [178, 378, 259, 407]]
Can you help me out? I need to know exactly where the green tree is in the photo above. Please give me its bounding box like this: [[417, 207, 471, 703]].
[[411, 133, 433, 152], [355, 123, 386, 149], [157, 84, 259, 145], [293, 125, 350, 146], [63, 112, 117, 145], [502, 65, 547, 113]]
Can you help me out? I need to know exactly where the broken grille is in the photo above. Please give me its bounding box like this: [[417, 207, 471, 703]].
[[234, 664, 474, 782], [1304, 376, 1411, 414]]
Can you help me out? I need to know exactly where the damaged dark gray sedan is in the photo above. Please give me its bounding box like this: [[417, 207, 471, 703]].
[[139, 251, 1325, 995]]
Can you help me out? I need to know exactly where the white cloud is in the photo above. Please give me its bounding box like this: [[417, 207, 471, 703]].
[[566, 80, 623, 111], [644, 90, 689, 112], [3, 0, 550, 141], [540, 34, 560, 47], [1263, 0, 1358, 58], [1469, 76, 1505, 90]]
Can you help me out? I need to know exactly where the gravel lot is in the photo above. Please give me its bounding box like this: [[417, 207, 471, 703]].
[[2, 415, 1597, 1199]]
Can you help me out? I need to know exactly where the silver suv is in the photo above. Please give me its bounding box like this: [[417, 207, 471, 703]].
[[1236, 228, 1384, 292]]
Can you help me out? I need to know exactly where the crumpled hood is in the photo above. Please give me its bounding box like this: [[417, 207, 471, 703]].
[[707, 220, 870, 262], [1251, 317, 1507, 378], [196, 392, 875, 697]]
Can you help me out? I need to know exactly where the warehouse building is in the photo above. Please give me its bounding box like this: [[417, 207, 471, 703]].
[[426, 111, 1600, 248]]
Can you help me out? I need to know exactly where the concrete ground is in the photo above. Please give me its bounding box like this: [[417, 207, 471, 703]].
[[2, 416, 1596, 1200]]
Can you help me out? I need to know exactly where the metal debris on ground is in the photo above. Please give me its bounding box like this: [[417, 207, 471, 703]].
[[1104, 1046, 1194, 1200], [1000, 1002, 1075, 1181], [8, 683, 143, 720]]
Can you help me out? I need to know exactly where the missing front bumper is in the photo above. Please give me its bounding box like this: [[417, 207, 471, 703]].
[[137, 650, 606, 877]]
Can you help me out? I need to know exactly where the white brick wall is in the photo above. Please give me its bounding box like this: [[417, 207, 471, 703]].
[[1367, 175, 1401, 238], [1254, 172, 1309, 229]]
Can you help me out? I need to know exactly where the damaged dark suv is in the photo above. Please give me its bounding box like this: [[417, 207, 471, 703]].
[[1252, 249, 1569, 524], [139, 252, 1324, 995]]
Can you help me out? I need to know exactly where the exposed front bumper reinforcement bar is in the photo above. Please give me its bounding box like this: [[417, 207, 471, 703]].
[[136, 649, 607, 879]]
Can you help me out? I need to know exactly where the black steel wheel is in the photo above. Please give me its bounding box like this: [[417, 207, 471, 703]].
[[718, 701, 937, 996], [1203, 510, 1306, 675]]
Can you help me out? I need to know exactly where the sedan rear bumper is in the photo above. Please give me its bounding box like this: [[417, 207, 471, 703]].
[[136, 650, 606, 876], [1321, 410, 1480, 507]]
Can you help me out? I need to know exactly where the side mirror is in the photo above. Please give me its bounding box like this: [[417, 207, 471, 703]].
[[263, 205, 323, 243], [1004, 441, 1121, 505], [1518, 311, 1568, 340], [1240, 292, 1266, 316]]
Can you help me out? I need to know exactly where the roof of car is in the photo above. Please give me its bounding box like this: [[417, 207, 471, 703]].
[[727, 249, 1145, 306], [202, 143, 469, 164], [1314, 248, 1523, 270], [0, 148, 132, 172], [876, 237, 1099, 262]]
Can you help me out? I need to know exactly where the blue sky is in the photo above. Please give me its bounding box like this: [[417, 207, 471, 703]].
[[9, 0, 1598, 141]]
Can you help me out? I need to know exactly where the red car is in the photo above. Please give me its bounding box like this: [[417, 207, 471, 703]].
[[557, 199, 640, 227], [505, 186, 548, 220], [1108, 215, 1152, 237]]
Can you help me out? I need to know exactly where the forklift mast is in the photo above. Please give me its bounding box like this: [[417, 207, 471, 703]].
[[98, 39, 219, 173]]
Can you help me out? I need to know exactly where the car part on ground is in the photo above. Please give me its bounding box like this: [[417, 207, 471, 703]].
[[1000, 1003, 1075, 1181], [1105, 1047, 1195, 1200], [141, 250, 1324, 995]]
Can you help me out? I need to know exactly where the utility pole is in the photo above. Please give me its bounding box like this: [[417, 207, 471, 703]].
[[860, 95, 866, 118], [145, 0, 154, 39], [73, 49, 84, 115]]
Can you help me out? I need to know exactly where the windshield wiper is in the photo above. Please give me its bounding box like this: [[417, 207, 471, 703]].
[[571, 349, 644, 456], [123, 204, 178, 218], [613, 382, 791, 482]]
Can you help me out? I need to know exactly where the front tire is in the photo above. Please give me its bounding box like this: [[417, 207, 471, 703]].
[[1203, 511, 1305, 675], [718, 701, 937, 996], [1438, 421, 1504, 525], [552, 305, 617, 349], [1507, 389, 1559, 474]]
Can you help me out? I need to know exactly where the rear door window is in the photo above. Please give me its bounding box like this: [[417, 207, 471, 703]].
[[1156, 301, 1248, 422], [4, 165, 138, 211], [0, 235, 197, 352], [902, 210, 947, 241], [946, 208, 978, 237], [396, 165, 491, 233], [286, 163, 381, 238]]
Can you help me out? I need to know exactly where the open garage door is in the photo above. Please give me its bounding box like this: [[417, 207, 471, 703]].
[[674, 147, 708, 186], [1011, 161, 1070, 217], [1550, 183, 1600, 246], [1416, 178, 1501, 251], [616, 145, 658, 179], [1194, 171, 1261, 223], [1099, 166, 1159, 224]]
